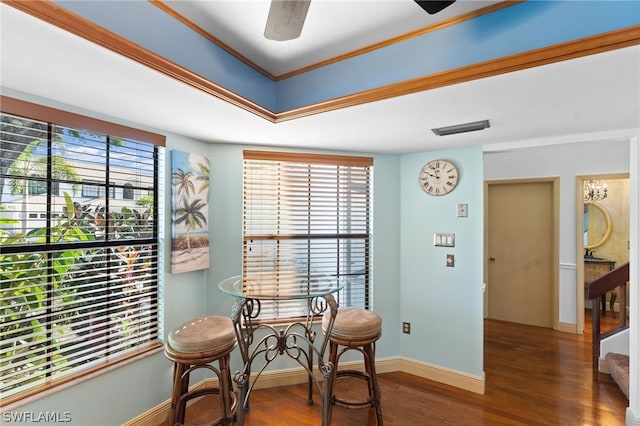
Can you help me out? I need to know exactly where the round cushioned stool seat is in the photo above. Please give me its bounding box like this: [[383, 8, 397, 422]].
[[322, 307, 382, 342], [168, 315, 235, 353], [165, 315, 237, 426]]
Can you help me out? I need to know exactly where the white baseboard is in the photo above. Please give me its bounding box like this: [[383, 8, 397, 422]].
[[125, 357, 485, 426], [122, 379, 214, 426], [122, 401, 168, 426], [396, 357, 485, 394], [556, 322, 578, 334], [627, 407, 640, 426]]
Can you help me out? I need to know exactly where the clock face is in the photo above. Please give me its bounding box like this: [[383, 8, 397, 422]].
[[419, 159, 459, 196]]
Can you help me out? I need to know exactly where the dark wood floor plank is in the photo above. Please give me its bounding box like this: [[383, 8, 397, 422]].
[[164, 311, 627, 425]]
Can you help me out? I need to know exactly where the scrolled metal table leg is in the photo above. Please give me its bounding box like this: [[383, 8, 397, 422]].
[[231, 297, 257, 424], [318, 294, 338, 426], [234, 371, 249, 425], [307, 338, 314, 405], [320, 361, 335, 426]]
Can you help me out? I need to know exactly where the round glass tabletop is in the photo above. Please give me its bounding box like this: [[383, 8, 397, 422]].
[[218, 274, 344, 300]]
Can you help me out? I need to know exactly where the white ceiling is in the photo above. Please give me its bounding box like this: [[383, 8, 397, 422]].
[[1, 2, 639, 154], [165, 0, 501, 76]]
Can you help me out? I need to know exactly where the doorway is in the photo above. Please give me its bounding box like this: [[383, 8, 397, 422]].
[[484, 178, 559, 328], [576, 174, 630, 334]]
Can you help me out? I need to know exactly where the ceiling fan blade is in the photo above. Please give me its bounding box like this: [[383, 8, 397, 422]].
[[414, 0, 456, 14], [264, 0, 311, 41]]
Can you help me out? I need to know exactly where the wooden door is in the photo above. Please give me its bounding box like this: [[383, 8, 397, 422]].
[[487, 181, 554, 328]]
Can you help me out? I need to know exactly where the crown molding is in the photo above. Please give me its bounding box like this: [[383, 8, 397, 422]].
[[3, 1, 640, 124]]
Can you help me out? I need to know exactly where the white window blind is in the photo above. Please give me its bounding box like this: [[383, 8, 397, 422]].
[[0, 98, 164, 404], [242, 150, 372, 320]]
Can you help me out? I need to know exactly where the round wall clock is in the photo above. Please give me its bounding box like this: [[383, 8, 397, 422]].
[[418, 159, 459, 196]]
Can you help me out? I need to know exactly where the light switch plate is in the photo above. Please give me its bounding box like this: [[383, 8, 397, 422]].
[[457, 203, 468, 217], [434, 232, 455, 247]]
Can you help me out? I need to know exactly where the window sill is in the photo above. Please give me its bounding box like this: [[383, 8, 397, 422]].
[[0, 342, 163, 412]]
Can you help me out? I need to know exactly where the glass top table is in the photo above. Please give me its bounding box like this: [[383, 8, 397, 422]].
[[218, 274, 344, 300], [217, 274, 342, 426]]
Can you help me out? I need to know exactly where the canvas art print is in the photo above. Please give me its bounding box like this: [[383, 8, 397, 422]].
[[171, 150, 210, 273]]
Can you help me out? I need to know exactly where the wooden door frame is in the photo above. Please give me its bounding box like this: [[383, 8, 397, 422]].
[[575, 173, 630, 335], [484, 178, 560, 329]]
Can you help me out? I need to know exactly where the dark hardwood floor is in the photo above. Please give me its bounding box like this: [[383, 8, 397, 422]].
[[167, 310, 628, 425]]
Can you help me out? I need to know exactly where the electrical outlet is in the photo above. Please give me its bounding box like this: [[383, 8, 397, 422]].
[[446, 254, 455, 267], [402, 322, 411, 334]]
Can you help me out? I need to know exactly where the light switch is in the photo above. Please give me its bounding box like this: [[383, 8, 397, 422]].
[[457, 203, 468, 217], [434, 233, 455, 247]]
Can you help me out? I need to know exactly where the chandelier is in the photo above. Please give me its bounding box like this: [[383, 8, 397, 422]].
[[583, 179, 608, 202]]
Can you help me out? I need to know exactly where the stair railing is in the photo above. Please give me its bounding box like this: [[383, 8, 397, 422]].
[[586, 262, 630, 370]]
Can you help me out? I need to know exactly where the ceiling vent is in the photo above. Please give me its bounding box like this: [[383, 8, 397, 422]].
[[431, 120, 490, 136]]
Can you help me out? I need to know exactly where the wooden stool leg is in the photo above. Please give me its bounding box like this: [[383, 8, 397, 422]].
[[218, 354, 234, 425], [177, 364, 191, 424], [167, 362, 188, 426], [328, 340, 383, 426], [166, 355, 237, 426], [363, 343, 383, 425]]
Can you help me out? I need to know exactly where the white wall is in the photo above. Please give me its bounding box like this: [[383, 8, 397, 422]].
[[485, 136, 640, 424], [483, 139, 630, 326], [627, 137, 639, 426]]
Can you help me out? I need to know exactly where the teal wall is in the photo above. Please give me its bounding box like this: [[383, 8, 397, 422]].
[[204, 144, 402, 374], [2, 88, 484, 424], [400, 147, 484, 376]]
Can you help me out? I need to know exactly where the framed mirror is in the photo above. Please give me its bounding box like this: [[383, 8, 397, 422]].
[[583, 201, 612, 249]]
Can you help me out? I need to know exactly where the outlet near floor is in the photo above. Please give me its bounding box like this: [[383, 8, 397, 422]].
[[402, 322, 411, 334]]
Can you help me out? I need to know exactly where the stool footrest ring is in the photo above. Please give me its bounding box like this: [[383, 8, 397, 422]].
[[336, 370, 370, 380], [333, 396, 377, 409]]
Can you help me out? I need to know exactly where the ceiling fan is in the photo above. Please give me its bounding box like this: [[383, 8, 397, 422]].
[[264, 0, 457, 42]]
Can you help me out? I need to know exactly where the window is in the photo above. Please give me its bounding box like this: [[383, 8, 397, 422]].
[[0, 96, 165, 404], [123, 183, 134, 200], [242, 150, 372, 320], [28, 177, 58, 196], [81, 180, 104, 198]]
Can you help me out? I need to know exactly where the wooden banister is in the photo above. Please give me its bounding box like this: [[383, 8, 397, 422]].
[[587, 262, 629, 299], [586, 262, 629, 370]]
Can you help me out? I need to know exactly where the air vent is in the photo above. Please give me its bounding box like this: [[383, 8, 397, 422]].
[[432, 120, 490, 136]]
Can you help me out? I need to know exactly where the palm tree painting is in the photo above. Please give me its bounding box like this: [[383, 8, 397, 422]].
[[171, 150, 210, 273]]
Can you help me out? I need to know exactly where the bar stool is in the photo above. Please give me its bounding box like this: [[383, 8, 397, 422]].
[[165, 316, 237, 426], [322, 307, 383, 425]]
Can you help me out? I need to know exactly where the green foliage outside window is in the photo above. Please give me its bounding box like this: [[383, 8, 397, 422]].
[[0, 194, 156, 398]]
